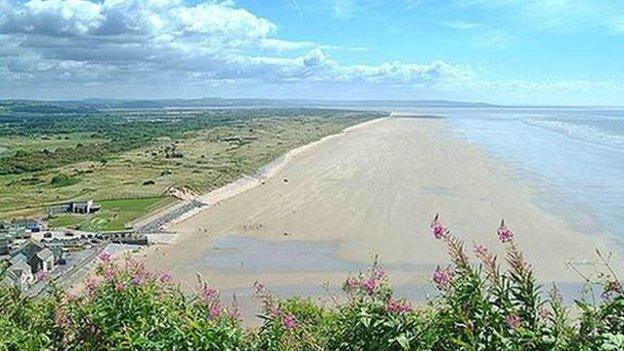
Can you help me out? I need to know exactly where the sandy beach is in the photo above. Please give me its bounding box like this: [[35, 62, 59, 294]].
[[142, 116, 617, 301]]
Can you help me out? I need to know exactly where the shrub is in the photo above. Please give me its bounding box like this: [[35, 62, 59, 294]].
[[49, 174, 80, 187], [1, 217, 623, 350]]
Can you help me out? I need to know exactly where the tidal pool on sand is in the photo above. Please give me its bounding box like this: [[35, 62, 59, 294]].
[[189, 235, 364, 274]]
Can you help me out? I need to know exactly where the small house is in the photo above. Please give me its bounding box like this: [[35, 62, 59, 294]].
[[16, 240, 55, 274], [2, 260, 34, 290], [30, 248, 54, 273], [68, 200, 101, 214], [47, 243, 65, 265], [9, 253, 28, 267], [47, 200, 102, 216]]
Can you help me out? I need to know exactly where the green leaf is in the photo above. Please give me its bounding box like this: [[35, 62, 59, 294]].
[[394, 334, 410, 350]]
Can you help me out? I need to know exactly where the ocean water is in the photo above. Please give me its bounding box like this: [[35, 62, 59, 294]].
[[409, 107, 624, 242]]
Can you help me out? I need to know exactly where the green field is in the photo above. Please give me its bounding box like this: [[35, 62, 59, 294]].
[[47, 197, 177, 232], [0, 105, 384, 229], [0, 133, 104, 153]]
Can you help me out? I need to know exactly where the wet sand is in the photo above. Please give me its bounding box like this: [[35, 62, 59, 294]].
[[143, 116, 617, 301]]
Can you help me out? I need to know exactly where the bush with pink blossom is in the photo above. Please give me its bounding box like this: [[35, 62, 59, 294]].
[[1, 217, 624, 350]]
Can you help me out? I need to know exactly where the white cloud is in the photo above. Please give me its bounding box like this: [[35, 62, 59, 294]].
[[0, 0, 472, 95], [0, 0, 277, 40], [24, 0, 103, 36], [172, 2, 275, 38], [336, 60, 473, 85], [0, 0, 619, 102]]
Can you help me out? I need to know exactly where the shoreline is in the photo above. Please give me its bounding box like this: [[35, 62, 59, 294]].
[[441, 113, 624, 254], [142, 115, 619, 295], [139, 116, 390, 246], [194, 117, 389, 210]]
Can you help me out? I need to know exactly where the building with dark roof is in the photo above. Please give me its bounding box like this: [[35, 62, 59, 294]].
[[2, 260, 33, 290]]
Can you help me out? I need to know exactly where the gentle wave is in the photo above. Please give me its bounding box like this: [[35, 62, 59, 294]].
[[522, 118, 624, 152], [441, 107, 624, 241]]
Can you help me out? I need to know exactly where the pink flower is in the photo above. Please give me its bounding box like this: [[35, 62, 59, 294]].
[[85, 276, 100, 293], [127, 259, 149, 278], [431, 223, 448, 240], [115, 282, 126, 291], [506, 313, 522, 329], [103, 267, 117, 282], [362, 278, 377, 295], [386, 299, 400, 313], [269, 305, 282, 317], [228, 309, 242, 321], [97, 250, 111, 263], [132, 276, 145, 286], [386, 298, 413, 314], [282, 313, 297, 330], [474, 244, 488, 259], [497, 224, 514, 243], [65, 291, 77, 302], [432, 267, 453, 290], [209, 304, 223, 319], [159, 272, 173, 284], [200, 286, 218, 301]]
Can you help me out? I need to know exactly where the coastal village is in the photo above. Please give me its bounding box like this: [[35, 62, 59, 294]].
[[0, 124, 302, 295], [0, 200, 156, 295]]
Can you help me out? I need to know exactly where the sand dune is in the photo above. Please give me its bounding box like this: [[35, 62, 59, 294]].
[[143, 117, 616, 297]]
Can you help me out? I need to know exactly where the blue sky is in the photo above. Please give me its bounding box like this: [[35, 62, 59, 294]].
[[0, 0, 622, 105]]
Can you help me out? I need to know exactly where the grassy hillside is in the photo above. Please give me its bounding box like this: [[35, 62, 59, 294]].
[[0, 105, 383, 228]]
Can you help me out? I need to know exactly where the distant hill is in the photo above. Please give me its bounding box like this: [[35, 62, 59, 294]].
[[1, 98, 498, 111], [300, 99, 498, 108], [0, 100, 99, 115]]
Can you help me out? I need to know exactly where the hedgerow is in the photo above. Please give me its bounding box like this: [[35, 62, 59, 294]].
[[1, 216, 623, 350]]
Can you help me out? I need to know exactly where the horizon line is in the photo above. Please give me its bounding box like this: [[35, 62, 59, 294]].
[[1, 97, 622, 109]]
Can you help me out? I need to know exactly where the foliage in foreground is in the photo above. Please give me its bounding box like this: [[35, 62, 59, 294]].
[[1, 217, 624, 350]]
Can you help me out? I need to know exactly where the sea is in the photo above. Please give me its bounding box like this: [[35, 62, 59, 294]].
[[405, 106, 624, 243]]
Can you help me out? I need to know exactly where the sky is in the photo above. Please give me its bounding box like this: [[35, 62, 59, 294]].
[[0, 0, 622, 105]]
